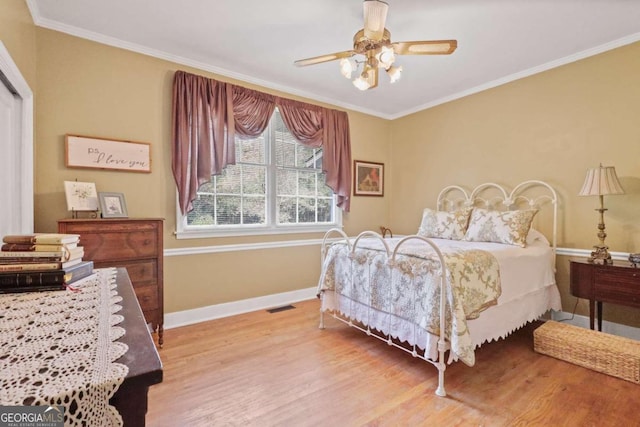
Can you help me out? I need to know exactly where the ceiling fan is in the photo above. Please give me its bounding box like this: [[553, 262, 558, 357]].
[[294, 0, 457, 90]]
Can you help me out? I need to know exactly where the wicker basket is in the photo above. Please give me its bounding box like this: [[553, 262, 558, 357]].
[[533, 321, 640, 384]]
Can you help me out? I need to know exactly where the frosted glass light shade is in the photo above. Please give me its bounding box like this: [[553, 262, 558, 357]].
[[363, 0, 389, 41]]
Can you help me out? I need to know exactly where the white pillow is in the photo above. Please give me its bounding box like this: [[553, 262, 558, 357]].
[[526, 228, 550, 246], [463, 208, 538, 247], [417, 208, 472, 240]]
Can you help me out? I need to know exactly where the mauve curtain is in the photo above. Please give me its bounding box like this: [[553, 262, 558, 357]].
[[277, 98, 351, 210], [232, 85, 276, 138], [172, 71, 234, 215], [172, 71, 352, 215]]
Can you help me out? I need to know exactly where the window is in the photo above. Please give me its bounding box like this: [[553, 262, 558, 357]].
[[178, 109, 340, 237]]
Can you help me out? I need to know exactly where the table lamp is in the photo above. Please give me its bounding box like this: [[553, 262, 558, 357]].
[[578, 164, 625, 264]]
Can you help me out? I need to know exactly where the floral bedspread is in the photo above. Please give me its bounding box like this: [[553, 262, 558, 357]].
[[317, 237, 501, 366]]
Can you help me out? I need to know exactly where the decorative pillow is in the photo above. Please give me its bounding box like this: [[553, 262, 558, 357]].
[[526, 228, 549, 246], [463, 208, 538, 247], [417, 208, 472, 240]]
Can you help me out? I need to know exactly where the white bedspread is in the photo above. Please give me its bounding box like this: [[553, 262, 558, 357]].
[[318, 236, 561, 365]]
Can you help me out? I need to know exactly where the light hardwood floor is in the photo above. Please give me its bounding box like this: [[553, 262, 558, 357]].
[[146, 299, 640, 426]]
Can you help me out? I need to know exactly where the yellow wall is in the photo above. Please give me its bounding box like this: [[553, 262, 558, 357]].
[[389, 42, 640, 327], [0, 0, 37, 88], [33, 29, 391, 313], [3, 0, 640, 328]]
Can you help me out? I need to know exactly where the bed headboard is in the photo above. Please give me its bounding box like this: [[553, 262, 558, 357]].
[[436, 180, 558, 251]]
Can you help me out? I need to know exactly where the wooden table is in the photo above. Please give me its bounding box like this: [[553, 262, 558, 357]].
[[110, 267, 163, 426], [569, 258, 640, 331]]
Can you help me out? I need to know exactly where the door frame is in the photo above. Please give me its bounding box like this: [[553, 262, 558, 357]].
[[0, 41, 34, 233]]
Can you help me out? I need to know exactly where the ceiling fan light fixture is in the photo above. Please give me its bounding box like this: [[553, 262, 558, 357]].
[[293, 1, 457, 91], [363, 0, 389, 41], [353, 74, 371, 91], [376, 46, 395, 68], [339, 58, 355, 79], [386, 65, 403, 83]]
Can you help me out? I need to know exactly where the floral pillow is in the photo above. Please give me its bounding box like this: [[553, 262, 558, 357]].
[[417, 208, 472, 240], [463, 208, 538, 247]]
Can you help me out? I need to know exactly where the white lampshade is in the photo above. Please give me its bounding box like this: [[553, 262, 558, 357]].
[[579, 165, 625, 196]]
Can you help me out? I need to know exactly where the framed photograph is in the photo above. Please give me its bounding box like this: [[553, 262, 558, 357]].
[[65, 134, 152, 173], [98, 192, 129, 218], [354, 160, 384, 196], [64, 181, 99, 211]]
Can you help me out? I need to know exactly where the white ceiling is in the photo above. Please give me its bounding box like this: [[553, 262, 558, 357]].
[[27, 0, 640, 119]]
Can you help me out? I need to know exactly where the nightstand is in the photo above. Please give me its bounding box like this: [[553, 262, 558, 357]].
[[569, 258, 640, 331]]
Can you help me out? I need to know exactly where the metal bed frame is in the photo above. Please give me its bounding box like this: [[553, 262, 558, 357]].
[[318, 180, 558, 397]]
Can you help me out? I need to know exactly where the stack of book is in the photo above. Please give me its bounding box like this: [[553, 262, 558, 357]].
[[0, 233, 95, 293]]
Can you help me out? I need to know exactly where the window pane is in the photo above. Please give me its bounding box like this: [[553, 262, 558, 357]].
[[198, 181, 216, 194], [298, 198, 317, 223], [296, 144, 319, 169], [277, 196, 296, 224], [216, 166, 241, 194], [277, 197, 323, 225], [318, 179, 332, 197], [277, 169, 296, 196], [243, 196, 266, 224], [187, 193, 215, 225], [216, 196, 242, 225], [242, 165, 266, 196], [298, 171, 316, 196], [317, 199, 331, 222], [237, 136, 265, 164], [276, 140, 296, 168]]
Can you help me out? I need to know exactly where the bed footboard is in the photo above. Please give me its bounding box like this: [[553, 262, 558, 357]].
[[318, 228, 449, 397]]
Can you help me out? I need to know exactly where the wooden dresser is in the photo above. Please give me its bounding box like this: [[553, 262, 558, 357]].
[[58, 218, 164, 346]]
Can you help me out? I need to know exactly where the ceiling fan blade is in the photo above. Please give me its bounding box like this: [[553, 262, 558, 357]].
[[294, 50, 355, 67], [392, 40, 458, 55], [363, 0, 389, 41]]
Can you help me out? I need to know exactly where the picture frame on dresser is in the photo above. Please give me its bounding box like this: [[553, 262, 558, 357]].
[[98, 192, 128, 218], [64, 181, 99, 211]]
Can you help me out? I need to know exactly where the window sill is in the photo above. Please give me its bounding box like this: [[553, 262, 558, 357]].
[[174, 224, 342, 240]]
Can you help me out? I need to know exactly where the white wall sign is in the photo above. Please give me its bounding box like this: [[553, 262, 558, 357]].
[[65, 134, 152, 173]]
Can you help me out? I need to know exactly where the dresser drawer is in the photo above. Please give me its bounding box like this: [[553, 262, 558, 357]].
[[79, 230, 159, 261], [135, 285, 159, 312], [595, 270, 640, 307], [570, 261, 594, 299], [93, 260, 157, 287]]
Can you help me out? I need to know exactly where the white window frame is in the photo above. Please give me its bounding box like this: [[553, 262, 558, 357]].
[[175, 113, 343, 239]]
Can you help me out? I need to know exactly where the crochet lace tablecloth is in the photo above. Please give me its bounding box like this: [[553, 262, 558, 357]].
[[0, 268, 129, 427]]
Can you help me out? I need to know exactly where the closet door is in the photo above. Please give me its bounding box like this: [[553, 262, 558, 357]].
[[0, 42, 34, 236], [0, 77, 23, 237]]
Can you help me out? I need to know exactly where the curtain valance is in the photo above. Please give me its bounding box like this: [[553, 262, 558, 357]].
[[171, 70, 351, 215]]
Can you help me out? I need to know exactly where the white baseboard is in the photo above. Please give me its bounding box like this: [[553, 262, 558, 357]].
[[551, 311, 640, 340], [164, 291, 640, 342], [164, 286, 318, 329]]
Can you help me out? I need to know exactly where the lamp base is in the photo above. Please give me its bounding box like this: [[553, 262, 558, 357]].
[[588, 245, 613, 265]]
